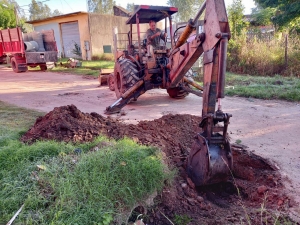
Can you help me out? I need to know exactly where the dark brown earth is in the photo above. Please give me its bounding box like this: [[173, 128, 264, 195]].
[[21, 105, 298, 225]]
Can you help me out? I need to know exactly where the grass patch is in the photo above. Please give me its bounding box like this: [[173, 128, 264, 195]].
[[51, 67, 101, 76], [0, 102, 44, 141], [49, 58, 114, 77], [0, 101, 174, 224], [225, 73, 300, 101], [22, 58, 115, 77], [173, 214, 192, 225]]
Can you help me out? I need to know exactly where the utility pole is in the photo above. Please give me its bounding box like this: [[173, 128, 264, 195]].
[[13, 5, 19, 27]]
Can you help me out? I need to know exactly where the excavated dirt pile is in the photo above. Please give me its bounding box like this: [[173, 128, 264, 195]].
[[21, 105, 297, 224]]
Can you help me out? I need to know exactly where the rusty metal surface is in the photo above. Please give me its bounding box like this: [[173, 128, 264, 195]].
[[174, 21, 195, 49], [0, 27, 23, 54], [126, 5, 178, 24], [203, 48, 214, 65], [25, 51, 58, 64], [217, 38, 228, 98], [122, 80, 144, 98], [192, 1, 206, 24], [169, 34, 205, 87], [187, 133, 232, 186], [183, 77, 203, 91], [202, 0, 221, 52]]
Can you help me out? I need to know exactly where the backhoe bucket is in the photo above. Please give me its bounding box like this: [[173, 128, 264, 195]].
[[187, 134, 232, 186]]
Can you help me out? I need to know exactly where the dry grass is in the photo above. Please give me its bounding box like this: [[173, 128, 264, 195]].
[[91, 53, 115, 61], [227, 35, 300, 77]]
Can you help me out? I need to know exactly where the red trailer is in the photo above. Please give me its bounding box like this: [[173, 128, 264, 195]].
[[0, 27, 58, 73]]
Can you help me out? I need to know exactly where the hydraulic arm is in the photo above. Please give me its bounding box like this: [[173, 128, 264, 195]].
[[105, 0, 233, 186]]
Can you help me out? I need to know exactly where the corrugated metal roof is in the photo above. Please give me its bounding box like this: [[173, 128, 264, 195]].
[[26, 11, 88, 24], [126, 5, 178, 24]]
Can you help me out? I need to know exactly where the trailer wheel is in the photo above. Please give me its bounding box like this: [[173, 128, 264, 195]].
[[114, 58, 139, 98], [40, 64, 47, 71], [11, 57, 21, 73], [108, 73, 115, 91]]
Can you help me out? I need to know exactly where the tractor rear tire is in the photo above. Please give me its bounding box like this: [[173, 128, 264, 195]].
[[108, 73, 115, 91], [114, 58, 139, 99]]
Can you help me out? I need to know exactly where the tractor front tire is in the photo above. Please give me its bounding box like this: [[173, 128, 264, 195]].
[[167, 69, 194, 99], [114, 58, 139, 99], [167, 86, 189, 99]]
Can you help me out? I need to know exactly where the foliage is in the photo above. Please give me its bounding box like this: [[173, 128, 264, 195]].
[[20, 22, 34, 33], [253, 0, 300, 32], [173, 214, 192, 225], [0, 1, 16, 28], [167, 0, 204, 22], [126, 3, 135, 12], [52, 9, 62, 17], [288, 17, 300, 34], [28, 0, 51, 21], [87, 0, 116, 14], [0, 0, 35, 31], [28, 0, 62, 21], [227, 35, 300, 77], [251, 6, 276, 26], [0, 102, 174, 224], [71, 41, 82, 57], [227, 0, 248, 39]]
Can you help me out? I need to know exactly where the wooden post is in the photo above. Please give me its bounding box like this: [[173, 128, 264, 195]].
[[113, 27, 118, 63], [285, 33, 288, 69]]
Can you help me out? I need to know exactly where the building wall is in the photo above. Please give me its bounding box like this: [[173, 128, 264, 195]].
[[31, 13, 165, 60], [89, 13, 156, 56], [31, 13, 90, 60]]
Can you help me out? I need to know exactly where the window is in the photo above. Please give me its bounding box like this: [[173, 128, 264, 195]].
[[103, 45, 112, 53]]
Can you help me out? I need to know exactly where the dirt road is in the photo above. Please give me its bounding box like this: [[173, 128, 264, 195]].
[[1, 67, 299, 218]]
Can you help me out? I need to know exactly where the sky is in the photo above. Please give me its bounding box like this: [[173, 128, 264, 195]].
[[15, 0, 256, 17]]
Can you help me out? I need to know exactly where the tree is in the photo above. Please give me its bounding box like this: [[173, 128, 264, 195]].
[[0, 1, 16, 29], [254, 0, 300, 29], [126, 3, 134, 12], [251, 6, 276, 26], [227, 0, 248, 39], [52, 9, 62, 16], [167, 0, 205, 22], [28, 0, 62, 21], [28, 0, 52, 21], [87, 0, 116, 14], [253, 0, 300, 32]]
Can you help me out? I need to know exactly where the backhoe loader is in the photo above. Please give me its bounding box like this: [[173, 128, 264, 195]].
[[106, 0, 232, 186]]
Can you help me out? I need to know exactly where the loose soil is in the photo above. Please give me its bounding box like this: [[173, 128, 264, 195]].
[[21, 105, 298, 224]]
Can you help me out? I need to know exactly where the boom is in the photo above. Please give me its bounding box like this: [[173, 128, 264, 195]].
[[105, 0, 233, 186]]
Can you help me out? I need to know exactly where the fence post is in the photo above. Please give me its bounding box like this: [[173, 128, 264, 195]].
[[113, 27, 118, 62], [285, 33, 288, 69]]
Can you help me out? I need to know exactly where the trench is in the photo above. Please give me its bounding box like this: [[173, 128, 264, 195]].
[[21, 104, 295, 224]]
